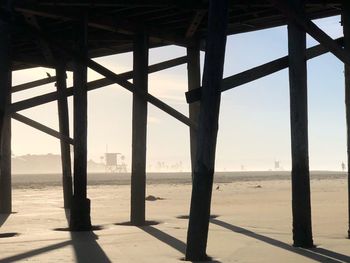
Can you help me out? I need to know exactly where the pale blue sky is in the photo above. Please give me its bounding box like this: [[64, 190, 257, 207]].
[[10, 15, 347, 172]]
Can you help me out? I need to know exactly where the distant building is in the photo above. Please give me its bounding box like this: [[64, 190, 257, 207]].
[[104, 153, 127, 173], [274, 160, 280, 170]]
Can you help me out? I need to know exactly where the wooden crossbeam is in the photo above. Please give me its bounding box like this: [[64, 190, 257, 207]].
[[269, 0, 350, 66], [21, 0, 192, 7], [12, 112, 74, 145], [185, 37, 344, 103], [15, 6, 184, 47], [23, 14, 56, 65], [10, 55, 187, 112], [14, 19, 195, 128], [12, 76, 56, 93], [186, 10, 207, 38], [10, 55, 190, 124], [86, 57, 196, 128]]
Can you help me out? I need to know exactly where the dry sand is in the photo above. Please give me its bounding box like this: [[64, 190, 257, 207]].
[[0, 173, 349, 262]]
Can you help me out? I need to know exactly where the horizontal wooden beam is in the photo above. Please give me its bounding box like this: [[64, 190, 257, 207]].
[[269, 0, 350, 66], [16, 22, 195, 128], [86, 59, 196, 128], [10, 55, 188, 113], [21, 0, 190, 7], [12, 112, 74, 144], [12, 76, 57, 93], [186, 37, 343, 103], [186, 10, 207, 38], [14, 6, 185, 47]]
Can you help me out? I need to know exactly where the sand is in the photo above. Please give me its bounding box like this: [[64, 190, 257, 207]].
[[0, 173, 349, 262]]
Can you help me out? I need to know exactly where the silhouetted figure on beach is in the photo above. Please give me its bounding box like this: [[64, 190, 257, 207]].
[[342, 162, 346, 171]]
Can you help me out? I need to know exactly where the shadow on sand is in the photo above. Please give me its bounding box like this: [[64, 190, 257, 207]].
[[0, 240, 72, 262], [210, 218, 350, 263], [0, 213, 10, 227], [64, 209, 112, 263], [0, 210, 111, 263], [0, 213, 19, 239], [138, 225, 221, 263], [70, 231, 111, 263]]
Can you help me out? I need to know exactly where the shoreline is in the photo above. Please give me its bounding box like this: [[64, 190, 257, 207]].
[[10, 171, 347, 189]]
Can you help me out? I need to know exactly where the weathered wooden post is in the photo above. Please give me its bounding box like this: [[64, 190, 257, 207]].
[[56, 61, 73, 209], [0, 3, 12, 214], [287, 0, 313, 247], [70, 15, 92, 230], [187, 40, 201, 173], [342, 1, 350, 239], [186, 0, 228, 260], [130, 31, 148, 226]]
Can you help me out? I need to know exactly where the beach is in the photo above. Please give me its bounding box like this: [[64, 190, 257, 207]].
[[0, 172, 349, 262]]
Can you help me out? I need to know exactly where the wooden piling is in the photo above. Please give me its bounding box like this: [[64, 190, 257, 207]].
[[70, 16, 91, 230], [0, 91, 11, 214], [130, 31, 148, 226], [187, 41, 201, 173], [56, 62, 73, 209], [287, 0, 313, 248], [342, 1, 350, 239], [185, 0, 228, 260], [0, 6, 12, 214]]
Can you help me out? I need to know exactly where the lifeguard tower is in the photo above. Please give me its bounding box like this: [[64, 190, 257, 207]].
[[104, 152, 127, 173]]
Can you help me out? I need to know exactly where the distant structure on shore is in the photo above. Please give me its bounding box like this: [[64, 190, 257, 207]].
[[103, 153, 127, 173], [12, 154, 105, 174], [274, 160, 284, 171]]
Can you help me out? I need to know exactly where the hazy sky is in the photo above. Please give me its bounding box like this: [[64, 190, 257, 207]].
[[11, 15, 346, 172]]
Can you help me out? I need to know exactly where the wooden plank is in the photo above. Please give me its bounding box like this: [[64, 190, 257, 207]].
[[56, 63, 73, 209], [16, 16, 196, 128], [85, 59, 196, 129], [130, 31, 148, 226], [186, 0, 228, 261], [15, 19, 194, 128], [12, 113, 73, 144], [342, 1, 350, 239], [15, 6, 185, 47], [70, 15, 92, 231], [287, 0, 313, 248], [0, 7, 12, 213], [270, 0, 350, 66], [187, 41, 201, 173], [186, 37, 344, 103], [23, 13, 55, 66], [186, 10, 207, 38], [10, 56, 188, 114], [12, 76, 56, 93]]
